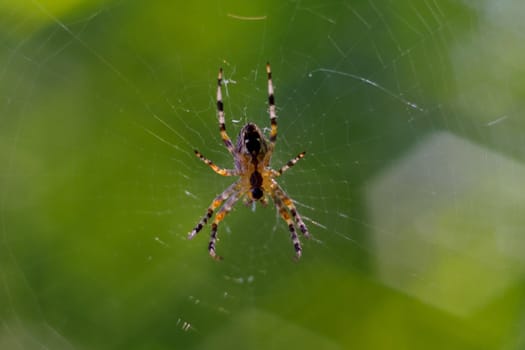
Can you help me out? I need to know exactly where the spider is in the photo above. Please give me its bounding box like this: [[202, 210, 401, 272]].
[[188, 63, 310, 260]]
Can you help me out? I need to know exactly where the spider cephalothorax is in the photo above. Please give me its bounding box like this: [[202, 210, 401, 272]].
[[188, 63, 310, 260], [235, 123, 269, 168], [239, 123, 267, 156]]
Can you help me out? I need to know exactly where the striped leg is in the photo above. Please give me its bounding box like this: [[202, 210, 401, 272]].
[[266, 63, 278, 146], [208, 190, 243, 260], [194, 150, 237, 176], [272, 192, 302, 259], [275, 151, 306, 176], [188, 181, 239, 240], [274, 184, 310, 239], [217, 68, 235, 154]]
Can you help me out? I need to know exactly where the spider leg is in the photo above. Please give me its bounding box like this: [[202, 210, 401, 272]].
[[273, 151, 306, 177], [266, 63, 278, 147], [272, 191, 303, 259], [188, 181, 239, 240], [217, 68, 235, 154], [208, 190, 243, 260], [274, 183, 310, 239], [194, 150, 237, 176]]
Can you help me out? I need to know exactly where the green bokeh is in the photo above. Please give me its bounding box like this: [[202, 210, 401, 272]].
[[1, 1, 525, 349]]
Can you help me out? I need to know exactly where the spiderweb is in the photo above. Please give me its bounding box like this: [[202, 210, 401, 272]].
[[1, 1, 524, 349]]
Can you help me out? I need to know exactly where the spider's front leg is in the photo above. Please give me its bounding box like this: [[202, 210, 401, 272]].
[[217, 68, 235, 154], [266, 63, 278, 147]]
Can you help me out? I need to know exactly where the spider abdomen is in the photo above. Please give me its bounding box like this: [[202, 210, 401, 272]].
[[251, 187, 264, 200], [249, 170, 264, 199]]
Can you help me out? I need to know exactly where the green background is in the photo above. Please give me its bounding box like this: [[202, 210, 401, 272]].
[[1, 1, 525, 349]]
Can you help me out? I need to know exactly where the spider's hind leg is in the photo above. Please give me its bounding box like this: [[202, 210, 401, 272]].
[[188, 181, 239, 240], [272, 193, 303, 259], [275, 185, 310, 239], [208, 190, 243, 260]]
